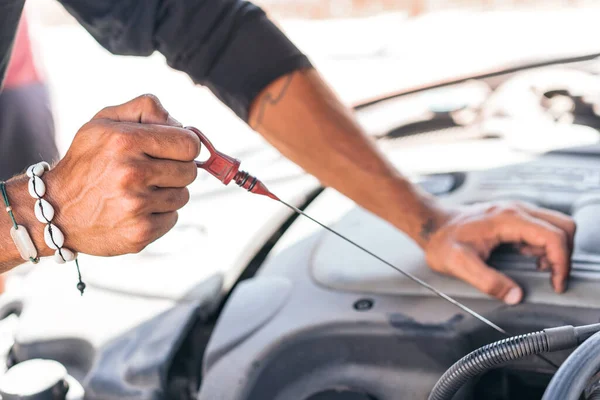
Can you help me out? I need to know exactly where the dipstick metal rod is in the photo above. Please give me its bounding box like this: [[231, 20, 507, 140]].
[[277, 198, 560, 370], [278, 199, 508, 334], [190, 125, 559, 369]]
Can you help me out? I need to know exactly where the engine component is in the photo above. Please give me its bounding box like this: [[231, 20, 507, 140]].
[[0, 359, 84, 400], [306, 390, 378, 399], [542, 330, 600, 400], [429, 323, 600, 400]]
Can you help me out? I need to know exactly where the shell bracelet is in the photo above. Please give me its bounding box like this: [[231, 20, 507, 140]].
[[27, 162, 85, 295]]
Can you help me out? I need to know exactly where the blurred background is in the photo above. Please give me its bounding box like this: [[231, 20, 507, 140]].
[[19, 0, 600, 155]]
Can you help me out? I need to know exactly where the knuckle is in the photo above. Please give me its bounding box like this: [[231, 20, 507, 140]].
[[486, 204, 521, 221], [500, 205, 520, 217], [129, 219, 154, 251], [169, 211, 180, 230], [180, 188, 191, 207], [117, 165, 145, 188], [567, 220, 577, 235], [93, 105, 116, 120], [77, 121, 100, 137], [108, 130, 133, 151], [184, 162, 198, 184], [139, 94, 166, 115], [167, 188, 190, 209], [139, 93, 160, 107], [122, 195, 145, 214], [129, 241, 146, 254], [550, 229, 568, 246], [183, 132, 201, 160]]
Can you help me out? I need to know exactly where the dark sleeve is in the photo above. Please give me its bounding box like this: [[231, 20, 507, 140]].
[[56, 0, 312, 121], [0, 0, 25, 89]]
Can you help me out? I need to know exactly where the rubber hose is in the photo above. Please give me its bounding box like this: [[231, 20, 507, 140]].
[[428, 324, 600, 400], [542, 331, 600, 400], [428, 331, 551, 400]]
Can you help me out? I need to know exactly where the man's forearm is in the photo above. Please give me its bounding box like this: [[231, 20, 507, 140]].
[[0, 177, 52, 272], [249, 68, 447, 247]]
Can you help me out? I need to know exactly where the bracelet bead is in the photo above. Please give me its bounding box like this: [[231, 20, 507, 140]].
[[26, 162, 50, 178], [54, 248, 77, 264], [44, 224, 65, 250], [9, 225, 38, 262], [2, 181, 39, 263], [34, 199, 54, 223], [28, 176, 46, 198]]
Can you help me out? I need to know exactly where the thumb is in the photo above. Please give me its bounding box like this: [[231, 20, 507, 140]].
[[449, 245, 523, 305]]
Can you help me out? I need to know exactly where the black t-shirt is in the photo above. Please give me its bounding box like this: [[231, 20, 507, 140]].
[[0, 0, 311, 121]]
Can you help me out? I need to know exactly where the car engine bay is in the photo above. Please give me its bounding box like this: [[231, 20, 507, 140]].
[[4, 56, 600, 399]]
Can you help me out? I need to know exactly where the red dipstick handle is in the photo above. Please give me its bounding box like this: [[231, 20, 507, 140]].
[[187, 126, 279, 201]]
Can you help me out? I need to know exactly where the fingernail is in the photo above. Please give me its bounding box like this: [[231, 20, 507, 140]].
[[504, 287, 523, 305], [555, 280, 567, 294], [167, 115, 183, 127]]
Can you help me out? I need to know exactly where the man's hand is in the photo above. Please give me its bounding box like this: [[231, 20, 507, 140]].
[[424, 202, 576, 305], [41, 94, 200, 256]]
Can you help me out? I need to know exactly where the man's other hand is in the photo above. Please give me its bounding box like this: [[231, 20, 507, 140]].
[[424, 202, 576, 305], [44, 94, 201, 256]]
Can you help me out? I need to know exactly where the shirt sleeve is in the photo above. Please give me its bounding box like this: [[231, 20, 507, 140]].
[[0, 0, 25, 89], [57, 0, 312, 121]]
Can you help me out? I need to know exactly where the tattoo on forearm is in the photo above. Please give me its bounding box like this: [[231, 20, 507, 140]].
[[420, 217, 437, 242], [251, 73, 295, 129]]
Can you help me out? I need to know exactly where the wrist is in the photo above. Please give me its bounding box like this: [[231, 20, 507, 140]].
[[385, 179, 452, 249], [413, 200, 453, 249]]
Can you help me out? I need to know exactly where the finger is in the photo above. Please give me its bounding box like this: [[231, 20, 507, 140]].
[[537, 257, 551, 271], [448, 245, 523, 305], [516, 203, 576, 249], [518, 244, 546, 258], [94, 94, 183, 127], [147, 211, 180, 245], [118, 123, 201, 161], [495, 212, 570, 293], [144, 160, 197, 188], [146, 188, 191, 213]]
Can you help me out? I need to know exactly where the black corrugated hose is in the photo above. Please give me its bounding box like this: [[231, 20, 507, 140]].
[[428, 323, 600, 400]]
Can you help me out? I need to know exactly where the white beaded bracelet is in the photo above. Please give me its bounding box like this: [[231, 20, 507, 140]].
[[27, 162, 86, 295]]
